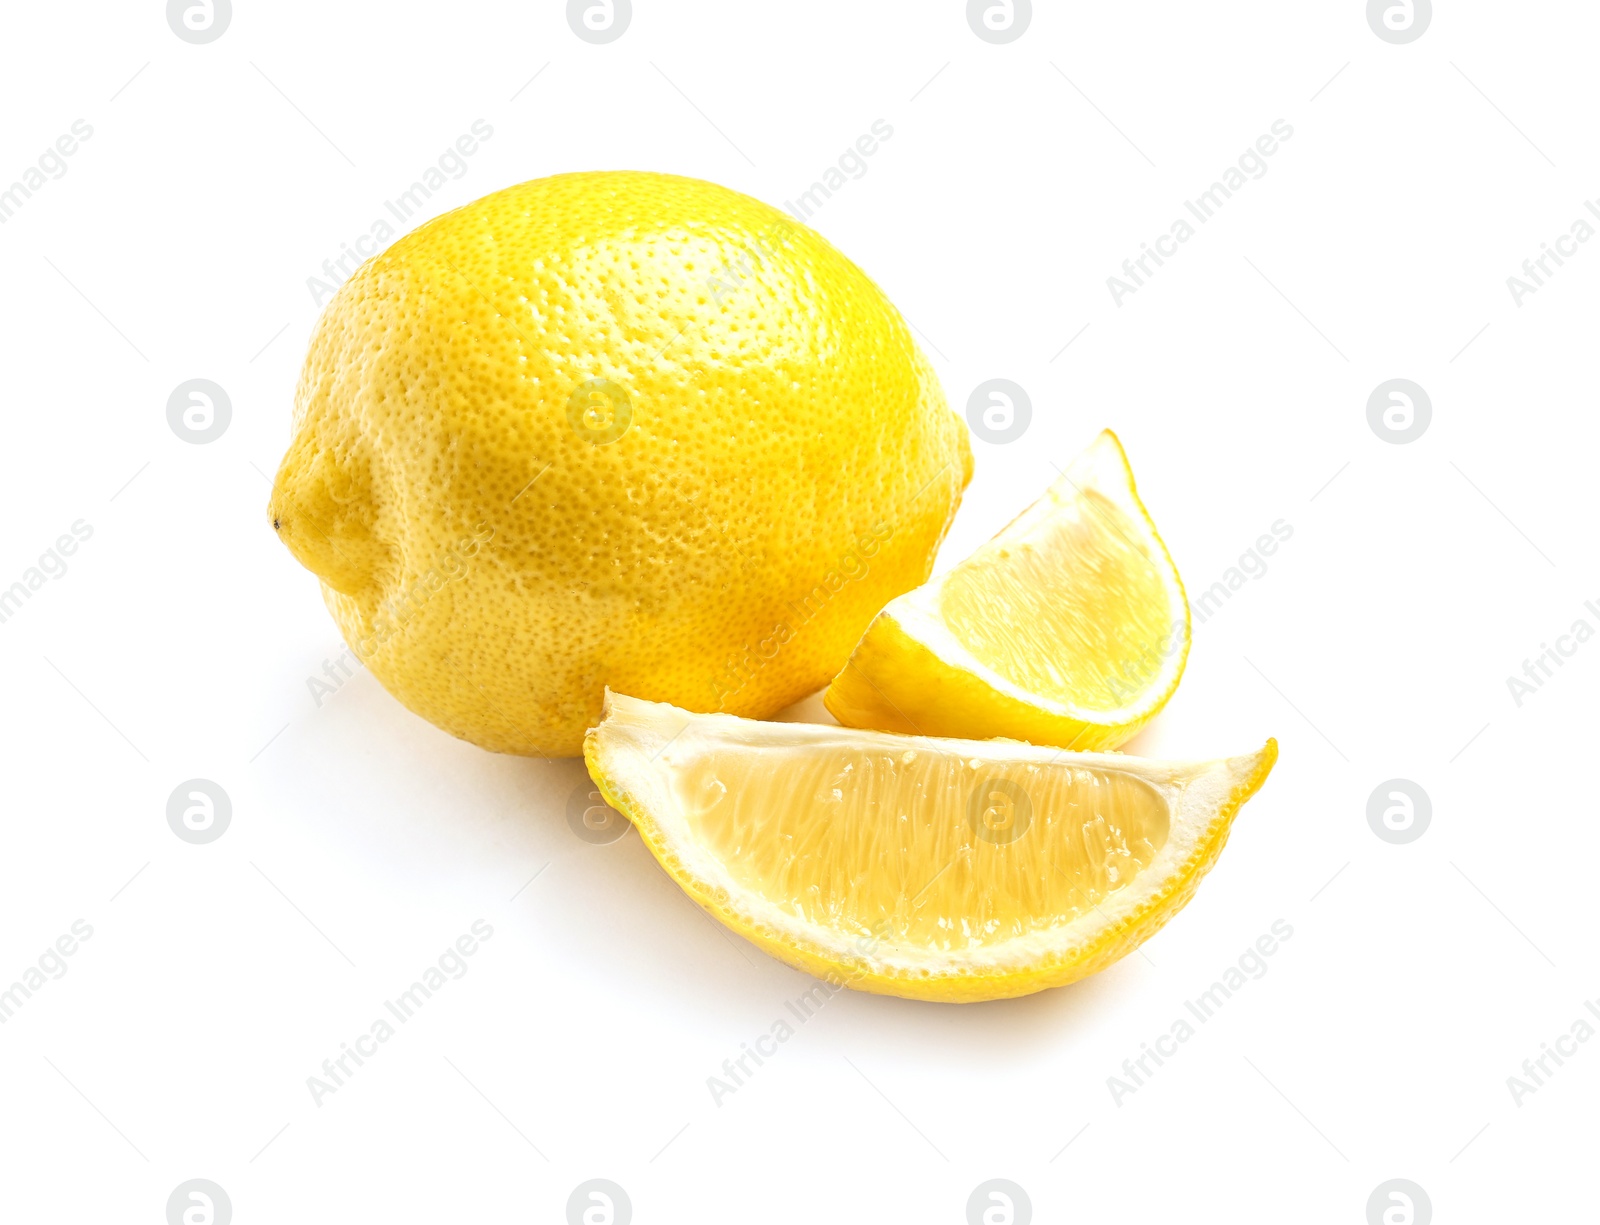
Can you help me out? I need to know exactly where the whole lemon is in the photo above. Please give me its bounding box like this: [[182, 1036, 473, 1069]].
[[269, 171, 971, 756]]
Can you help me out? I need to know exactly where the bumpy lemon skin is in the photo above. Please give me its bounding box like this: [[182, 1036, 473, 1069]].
[[269, 171, 972, 756]]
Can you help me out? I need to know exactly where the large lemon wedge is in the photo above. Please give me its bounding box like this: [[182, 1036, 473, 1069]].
[[824, 430, 1188, 751], [585, 692, 1276, 1002]]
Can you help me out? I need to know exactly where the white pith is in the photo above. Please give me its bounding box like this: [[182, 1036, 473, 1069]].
[[884, 431, 1189, 725], [589, 692, 1267, 979]]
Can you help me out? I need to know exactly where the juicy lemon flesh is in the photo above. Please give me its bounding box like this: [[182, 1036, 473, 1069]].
[[938, 487, 1174, 711], [664, 742, 1170, 950], [589, 693, 1278, 1001], [823, 430, 1189, 753]]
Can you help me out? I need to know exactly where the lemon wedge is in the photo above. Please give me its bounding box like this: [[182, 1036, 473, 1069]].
[[824, 429, 1188, 751], [585, 692, 1276, 1002]]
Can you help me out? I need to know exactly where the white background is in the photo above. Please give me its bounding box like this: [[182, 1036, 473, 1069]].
[[0, 2, 1594, 1221]]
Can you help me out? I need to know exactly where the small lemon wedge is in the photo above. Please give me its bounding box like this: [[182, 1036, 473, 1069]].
[[824, 429, 1188, 751], [585, 692, 1275, 1002]]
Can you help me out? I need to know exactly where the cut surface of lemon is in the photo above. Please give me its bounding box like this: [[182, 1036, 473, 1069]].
[[585, 692, 1276, 1002], [824, 429, 1188, 752]]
